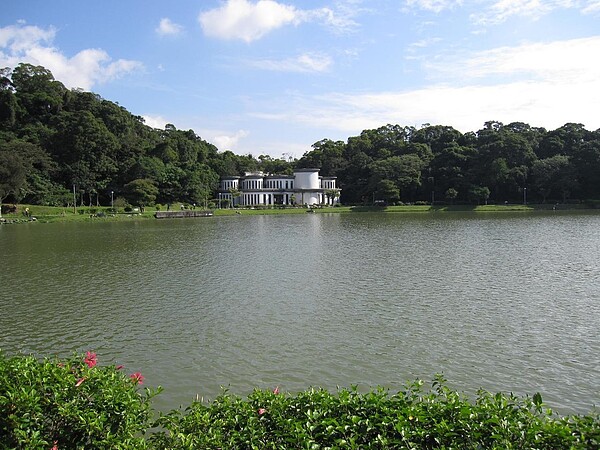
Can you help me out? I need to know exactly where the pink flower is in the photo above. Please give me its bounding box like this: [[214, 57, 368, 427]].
[[130, 372, 144, 385], [51, 441, 58, 449], [258, 408, 267, 415], [84, 351, 97, 368], [273, 386, 279, 395], [116, 365, 124, 370], [75, 377, 86, 387]]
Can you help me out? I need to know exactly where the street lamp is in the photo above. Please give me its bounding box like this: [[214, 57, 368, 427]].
[[523, 187, 527, 205], [111, 191, 114, 210]]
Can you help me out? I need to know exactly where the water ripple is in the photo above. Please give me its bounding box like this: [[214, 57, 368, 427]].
[[1, 212, 599, 414]]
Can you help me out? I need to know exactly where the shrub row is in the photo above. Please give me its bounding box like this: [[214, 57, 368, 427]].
[[0, 351, 158, 449], [1, 352, 598, 449]]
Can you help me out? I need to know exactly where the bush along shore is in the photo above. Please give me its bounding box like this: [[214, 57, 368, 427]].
[[1, 352, 599, 449]]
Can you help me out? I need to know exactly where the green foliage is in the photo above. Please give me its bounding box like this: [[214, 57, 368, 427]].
[[3, 63, 600, 208], [124, 178, 159, 207], [151, 376, 599, 449], [445, 188, 458, 203], [1, 354, 598, 449], [0, 351, 159, 449], [0, 148, 26, 202]]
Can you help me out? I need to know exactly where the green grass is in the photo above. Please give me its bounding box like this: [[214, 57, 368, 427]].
[[1, 202, 594, 224], [0, 204, 156, 223]]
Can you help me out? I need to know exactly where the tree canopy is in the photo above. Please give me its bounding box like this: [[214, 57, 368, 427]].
[[1, 63, 599, 207]]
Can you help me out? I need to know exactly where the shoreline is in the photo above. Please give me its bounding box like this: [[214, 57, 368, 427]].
[[1, 202, 597, 224]]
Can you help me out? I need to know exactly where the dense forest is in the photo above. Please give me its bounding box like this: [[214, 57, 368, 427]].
[[1, 63, 600, 208]]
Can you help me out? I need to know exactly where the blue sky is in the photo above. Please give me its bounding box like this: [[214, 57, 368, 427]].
[[2, 0, 600, 158]]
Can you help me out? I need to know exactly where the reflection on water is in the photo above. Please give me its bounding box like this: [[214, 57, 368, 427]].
[[1, 211, 599, 414]]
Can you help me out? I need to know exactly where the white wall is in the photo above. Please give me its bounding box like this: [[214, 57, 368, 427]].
[[294, 170, 319, 189]]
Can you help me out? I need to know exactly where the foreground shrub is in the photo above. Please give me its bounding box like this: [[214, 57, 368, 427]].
[[0, 351, 159, 449], [152, 376, 599, 449], [1, 353, 598, 449]]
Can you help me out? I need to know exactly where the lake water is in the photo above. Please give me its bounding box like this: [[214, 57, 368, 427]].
[[1, 211, 599, 415]]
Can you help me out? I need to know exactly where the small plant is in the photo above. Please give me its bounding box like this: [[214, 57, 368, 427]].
[[0, 351, 160, 449]]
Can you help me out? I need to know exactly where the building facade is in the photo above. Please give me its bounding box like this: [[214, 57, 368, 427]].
[[217, 168, 340, 207]]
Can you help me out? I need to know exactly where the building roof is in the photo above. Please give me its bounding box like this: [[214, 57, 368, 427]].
[[294, 168, 320, 173]]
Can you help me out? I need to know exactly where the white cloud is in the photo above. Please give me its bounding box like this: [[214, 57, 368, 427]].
[[582, 0, 600, 13], [199, 0, 298, 42], [156, 18, 184, 36], [142, 115, 169, 129], [433, 36, 600, 84], [406, 37, 443, 59], [211, 129, 250, 151], [0, 23, 55, 52], [0, 22, 142, 90], [472, 0, 600, 25], [404, 0, 463, 13], [198, 0, 359, 42], [305, 79, 598, 133], [298, 4, 360, 34], [254, 36, 600, 134], [249, 52, 332, 72]]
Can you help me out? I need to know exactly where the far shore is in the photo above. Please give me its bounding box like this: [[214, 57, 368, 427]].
[[1, 202, 597, 224]]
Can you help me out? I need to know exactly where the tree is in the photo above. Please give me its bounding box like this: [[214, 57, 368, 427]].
[[11, 63, 66, 124], [570, 137, 600, 199], [228, 187, 241, 208], [296, 139, 346, 176], [374, 179, 400, 204], [473, 123, 536, 201], [532, 155, 578, 203], [429, 143, 475, 202], [324, 188, 341, 205], [257, 154, 293, 175], [411, 124, 463, 154], [445, 188, 458, 204], [367, 155, 425, 203], [469, 186, 490, 205], [181, 165, 219, 206], [49, 111, 119, 198], [0, 140, 57, 206], [124, 178, 159, 207], [158, 164, 185, 204], [0, 67, 17, 128], [0, 150, 26, 207]]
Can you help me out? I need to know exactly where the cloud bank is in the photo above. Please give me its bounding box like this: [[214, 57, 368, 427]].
[[0, 22, 142, 90], [255, 35, 600, 134]]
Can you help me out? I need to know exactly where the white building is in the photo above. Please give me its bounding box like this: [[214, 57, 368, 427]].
[[217, 168, 340, 207]]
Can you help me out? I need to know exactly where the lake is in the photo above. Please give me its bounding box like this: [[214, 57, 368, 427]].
[[1, 211, 599, 415]]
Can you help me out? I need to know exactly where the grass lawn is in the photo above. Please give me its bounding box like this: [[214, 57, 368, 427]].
[[0, 202, 592, 224]]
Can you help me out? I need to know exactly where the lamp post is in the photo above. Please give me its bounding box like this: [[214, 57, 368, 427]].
[[111, 191, 114, 210], [523, 187, 527, 205]]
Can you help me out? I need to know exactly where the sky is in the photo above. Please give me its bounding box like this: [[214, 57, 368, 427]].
[[2, 0, 600, 158]]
